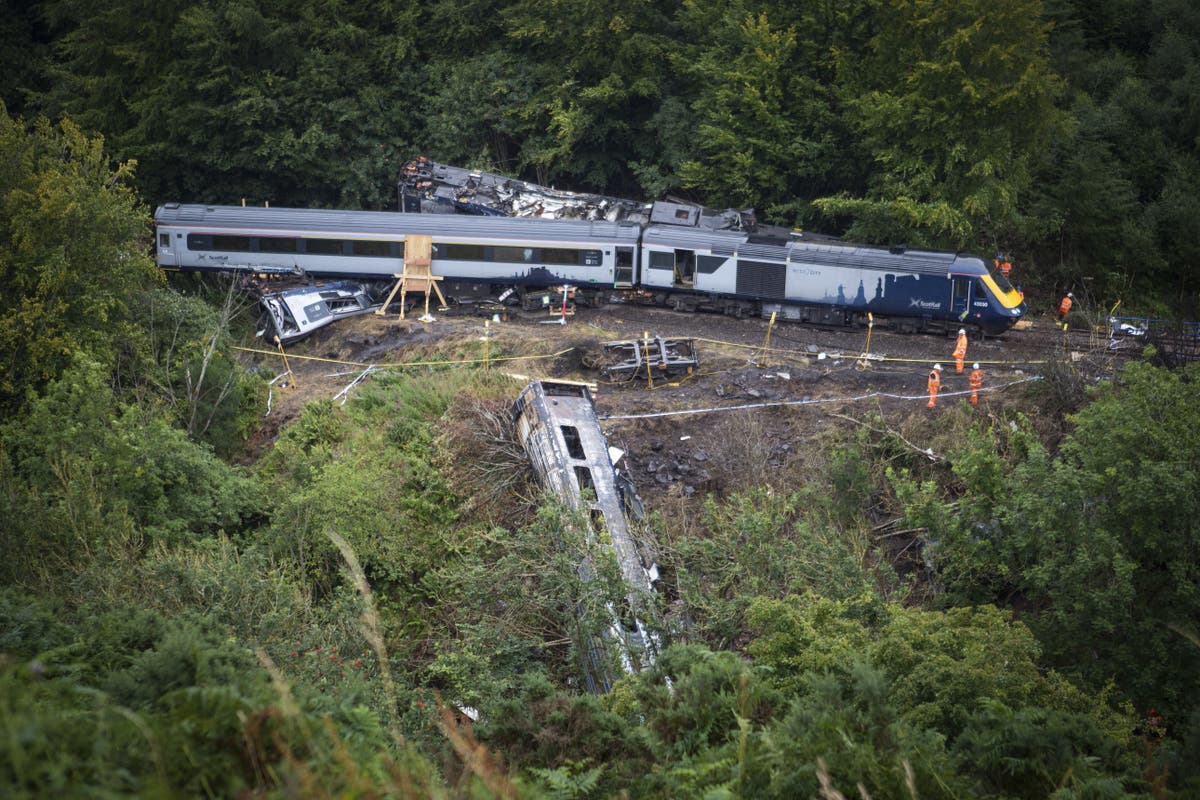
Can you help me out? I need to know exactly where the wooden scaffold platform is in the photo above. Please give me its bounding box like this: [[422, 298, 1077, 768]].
[[375, 234, 446, 321]]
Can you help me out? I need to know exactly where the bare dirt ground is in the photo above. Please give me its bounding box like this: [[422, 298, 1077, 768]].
[[240, 299, 1116, 503]]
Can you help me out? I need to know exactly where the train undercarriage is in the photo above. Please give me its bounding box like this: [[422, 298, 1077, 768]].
[[248, 271, 997, 345]]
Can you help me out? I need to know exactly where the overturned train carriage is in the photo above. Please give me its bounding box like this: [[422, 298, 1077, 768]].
[[155, 203, 1026, 335], [512, 380, 663, 693]]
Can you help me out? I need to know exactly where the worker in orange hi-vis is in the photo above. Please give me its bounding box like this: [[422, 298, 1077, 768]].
[[1057, 292, 1074, 328], [995, 256, 1012, 280], [969, 363, 983, 406], [953, 328, 968, 374], [927, 364, 943, 408]]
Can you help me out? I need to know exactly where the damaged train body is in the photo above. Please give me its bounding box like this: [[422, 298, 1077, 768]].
[[156, 199, 1027, 335], [398, 156, 755, 232], [254, 279, 393, 344], [512, 380, 663, 693]]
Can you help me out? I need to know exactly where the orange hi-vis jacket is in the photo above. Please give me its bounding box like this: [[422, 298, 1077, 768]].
[[927, 369, 941, 407], [953, 333, 968, 372], [1059, 295, 1074, 316]]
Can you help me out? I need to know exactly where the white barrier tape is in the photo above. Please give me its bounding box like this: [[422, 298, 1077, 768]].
[[598, 376, 1043, 421]]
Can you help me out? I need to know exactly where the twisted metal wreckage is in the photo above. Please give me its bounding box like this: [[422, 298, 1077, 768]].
[[512, 380, 665, 692], [250, 158, 750, 344]]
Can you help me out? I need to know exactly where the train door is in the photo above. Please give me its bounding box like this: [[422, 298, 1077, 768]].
[[673, 249, 696, 288], [157, 229, 180, 267], [615, 246, 635, 287], [951, 276, 971, 320]]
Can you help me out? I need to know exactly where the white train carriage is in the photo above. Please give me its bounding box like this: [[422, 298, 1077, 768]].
[[154, 203, 642, 296]]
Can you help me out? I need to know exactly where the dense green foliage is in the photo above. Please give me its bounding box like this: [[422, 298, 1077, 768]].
[[892, 361, 1200, 737], [0, 106, 157, 409], [1, 0, 1198, 306], [4, 2, 1200, 795]]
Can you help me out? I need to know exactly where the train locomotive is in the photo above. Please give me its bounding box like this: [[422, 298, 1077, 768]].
[[155, 202, 1026, 335]]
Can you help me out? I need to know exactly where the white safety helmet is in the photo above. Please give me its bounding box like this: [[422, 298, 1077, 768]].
[[1067, 292, 1074, 298], [933, 364, 943, 371], [973, 363, 980, 370], [958, 328, 966, 335]]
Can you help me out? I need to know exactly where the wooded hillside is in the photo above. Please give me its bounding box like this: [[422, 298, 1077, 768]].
[[4, 0, 1200, 308], [2, 1, 1199, 797]]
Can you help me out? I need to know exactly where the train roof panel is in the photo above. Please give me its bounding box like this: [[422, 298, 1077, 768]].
[[155, 204, 641, 243], [642, 225, 747, 250]]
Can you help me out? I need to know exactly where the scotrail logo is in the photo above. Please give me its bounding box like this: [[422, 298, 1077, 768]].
[[909, 298, 942, 310]]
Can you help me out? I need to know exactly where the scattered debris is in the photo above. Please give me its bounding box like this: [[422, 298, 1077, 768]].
[[333, 365, 378, 404], [601, 336, 699, 380], [1107, 316, 1200, 363]]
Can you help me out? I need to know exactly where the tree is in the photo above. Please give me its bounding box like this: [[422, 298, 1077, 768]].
[[0, 356, 262, 591], [892, 363, 1200, 738], [496, 0, 677, 192], [139, 283, 263, 453], [0, 0, 51, 115], [0, 105, 159, 411], [41, 0, 422, 208], [817, 0, 1064, 248], [674, 0, 870, 220]]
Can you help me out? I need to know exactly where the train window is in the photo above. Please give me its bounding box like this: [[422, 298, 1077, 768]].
[[211, 235, 251, 251], [648, 251, 673, 270], [158, 233, 169, 247], [351, 240, 393, 257], [953, 278, 969, 300], [444, 243, 486, 260], [574, 466, 595, 494], [304, 238, 344, 255], [542, 248, 581, 265], [560, 425, 586, 459], [186, 234, 211, 250], [494, 246, 533, 263], [986, 262, 1015, 292], [258, 237, 298, 253], [616, 597, 641, 634]]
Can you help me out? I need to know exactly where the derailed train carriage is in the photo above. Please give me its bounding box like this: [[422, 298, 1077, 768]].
[[155, 202, 1027, 336], [512, 380, 663, 693]]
